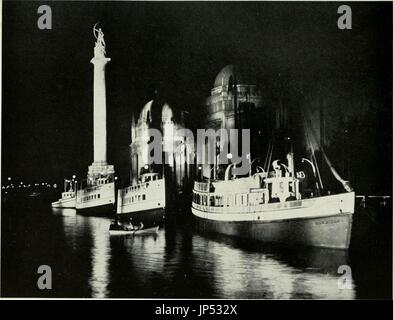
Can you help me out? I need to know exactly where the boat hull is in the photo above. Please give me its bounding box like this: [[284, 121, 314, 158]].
[[77, 203, 115, 216], [192, 192, 355, 249], [109, 226, 159, 236], [194, 213, 353, 249], [76, 182, 116, 216], [51, 197, 76, 209]]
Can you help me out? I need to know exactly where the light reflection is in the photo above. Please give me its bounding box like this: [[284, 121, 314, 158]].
[[52, 208, 76, 217], [206, 239, 355, 299], [122, 230, 164, 279], [52, 211, 357, 298], [52, 207, 79, 251], [88, 217, 111, 298]]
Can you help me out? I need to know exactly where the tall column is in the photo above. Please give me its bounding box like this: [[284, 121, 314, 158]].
[[91, 35, 110, 164], [87, 26, 114, 183]]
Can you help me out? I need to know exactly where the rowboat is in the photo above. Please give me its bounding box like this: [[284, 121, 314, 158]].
[[109, 223, 159, 235]]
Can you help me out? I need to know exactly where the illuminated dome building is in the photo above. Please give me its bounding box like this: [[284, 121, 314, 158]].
[[200, 65, 264, 178], [205, 64, 263, 130], [130, 100, 194, 191], [202, 64, 293, 179]]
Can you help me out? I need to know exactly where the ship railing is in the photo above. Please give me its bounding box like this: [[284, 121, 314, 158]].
[[122, 179, 162, 196], [62, 191, 75, 198], [193, 188, 266, 208], [194, 181, 210, 193], [192, 202, 253, 214], [77, 186, 99, 194], [356, 195, 391, 208]]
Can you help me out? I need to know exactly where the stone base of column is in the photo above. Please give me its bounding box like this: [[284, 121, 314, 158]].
[[87, 161, 115, 183]]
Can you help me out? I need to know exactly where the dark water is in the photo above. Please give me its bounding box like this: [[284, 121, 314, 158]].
[[1, 196, 391, 299]]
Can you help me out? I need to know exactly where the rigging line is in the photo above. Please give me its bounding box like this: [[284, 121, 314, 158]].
[[266, 143, 273, 175], [263, 141, 269, 170], [312, 150, 324, 190], [263, 131, 274, 172], [303, 104, 352, 192], [264, 135, 272, 169], [301, 107, 324, 191], [264, 140, 272, 172], [319, 148, 353, 192], [266, 132, 275, 174]]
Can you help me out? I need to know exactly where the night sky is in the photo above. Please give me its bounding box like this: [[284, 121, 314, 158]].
[[2, 1, 391, 192]]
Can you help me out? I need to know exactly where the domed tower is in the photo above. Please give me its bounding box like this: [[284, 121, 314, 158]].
[[206, 64, 262, 130], [129, 100, 191, 188]]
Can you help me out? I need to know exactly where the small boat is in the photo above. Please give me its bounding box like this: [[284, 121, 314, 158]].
[[29, 192, 42, 198], [109, 221, 159, 235], [51, 178, 76, 208]]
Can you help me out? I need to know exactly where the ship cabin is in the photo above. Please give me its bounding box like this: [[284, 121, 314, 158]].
[[95, 177, 112, 186], [140, 172, 161, 183], [192, 153, 302, 211], [77, 175, 115, 202], [79, 176, 113, 190], [117, 172, 165, 211], [61, 179, 76, 199], [264, 158, 302, 203], [61, 191, 75, 200], [119, 173, 163, 202]]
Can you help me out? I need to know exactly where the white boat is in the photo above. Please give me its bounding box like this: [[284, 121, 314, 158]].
[[116, 173, 166, 226], [76, 177, 116, 215], [51, 179, 76, 208], [192, 152, 355, 249]]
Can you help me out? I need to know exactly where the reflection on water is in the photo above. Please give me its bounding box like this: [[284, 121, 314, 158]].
[[57, 210, 354, 299], [2, 200, 390, 299], [52, 208, 76, 217], [206, 242, 354, 299], [88, 217, 110, 298]]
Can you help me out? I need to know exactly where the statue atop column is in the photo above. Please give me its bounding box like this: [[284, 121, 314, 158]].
[[93, 23, 106, 57]]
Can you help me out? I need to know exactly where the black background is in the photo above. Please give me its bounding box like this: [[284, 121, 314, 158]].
[[2, 1, 391, 194]]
